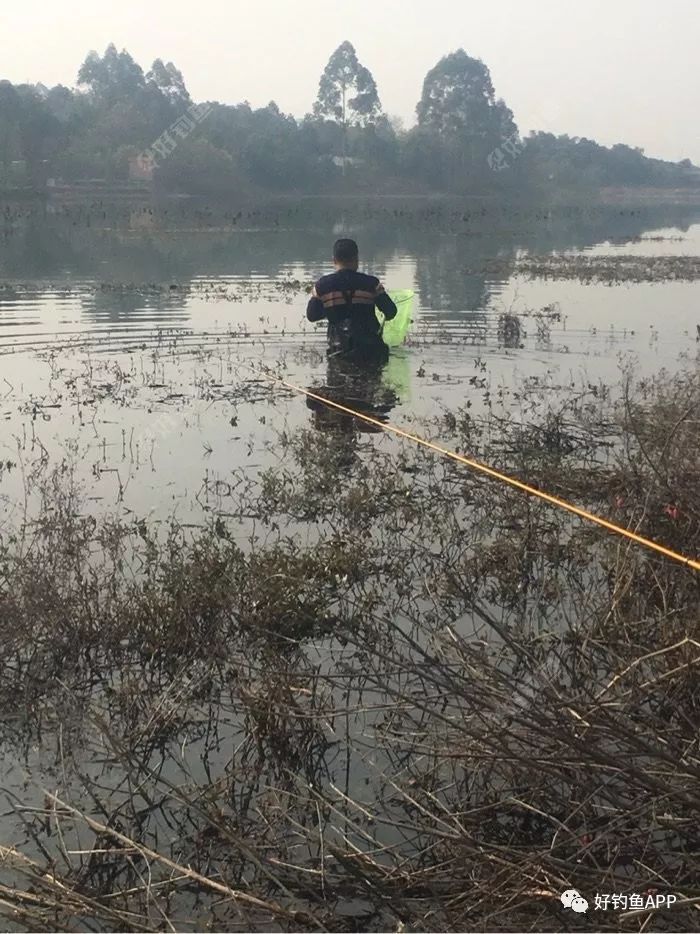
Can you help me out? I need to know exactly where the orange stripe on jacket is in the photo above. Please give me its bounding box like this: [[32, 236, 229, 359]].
[[320, 290, 377, 307], [320, 289, 376, 301], [322, 297, 375, 308]]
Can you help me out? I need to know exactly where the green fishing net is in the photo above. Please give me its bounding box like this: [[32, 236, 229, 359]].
[[378, 289, 415, 346]]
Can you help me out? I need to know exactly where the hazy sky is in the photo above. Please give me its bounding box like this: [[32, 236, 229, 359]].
[[2, 0, 699, 163]]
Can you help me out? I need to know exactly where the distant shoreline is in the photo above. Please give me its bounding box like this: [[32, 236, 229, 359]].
[[2, 184, 700, 209]]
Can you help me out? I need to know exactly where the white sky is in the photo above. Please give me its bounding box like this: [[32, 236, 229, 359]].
[[2, 0, 699, 163]]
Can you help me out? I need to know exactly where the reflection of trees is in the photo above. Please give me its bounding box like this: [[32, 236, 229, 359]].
[[1, 201, 700, 327], [0, 221, 298, 282], [0, 217, 83, 278], [413, 233, 511, 313], [410, 202, 700, 315], [78, 289, 190, 325]]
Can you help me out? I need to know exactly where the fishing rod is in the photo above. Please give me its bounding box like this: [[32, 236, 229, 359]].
[[259, 369, 700, 574]]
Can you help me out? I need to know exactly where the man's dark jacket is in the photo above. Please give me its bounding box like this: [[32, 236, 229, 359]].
[[306, 269, 397, 357]]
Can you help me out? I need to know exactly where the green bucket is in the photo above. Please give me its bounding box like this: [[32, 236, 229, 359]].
[[377, 289, 415, 347]]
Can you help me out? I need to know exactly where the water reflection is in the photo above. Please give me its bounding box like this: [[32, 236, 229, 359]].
[[3, 200, 699, 280], [2, 200, 700, 341], [306, 355, 400, 449]]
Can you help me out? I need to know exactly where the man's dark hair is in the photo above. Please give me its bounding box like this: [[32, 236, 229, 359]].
[[333, 238, 359, 264]]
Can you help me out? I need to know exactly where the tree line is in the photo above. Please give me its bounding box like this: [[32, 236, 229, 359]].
[[0, 41, 696, 197]]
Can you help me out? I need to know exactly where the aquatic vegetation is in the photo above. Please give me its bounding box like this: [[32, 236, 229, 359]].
[[0, 365, 699, 931], [514, 253, 700, 283]]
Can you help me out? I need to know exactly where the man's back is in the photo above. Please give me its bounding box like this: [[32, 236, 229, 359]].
[[307, 267, 397, 358]]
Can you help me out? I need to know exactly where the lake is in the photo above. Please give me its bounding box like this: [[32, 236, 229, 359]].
[[2, 198, 699, 527], [1, 197, 700, 931]]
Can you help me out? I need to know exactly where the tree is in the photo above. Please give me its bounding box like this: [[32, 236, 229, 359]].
[[1, 44, 696, 197], [415, 49, 517, 189], [241, 103, 310, 189], [75, 45, 188, 158], [313, 41, 381, 127], [156, 137, 241, 195], [313, 41, 381, 172], [78, 44, 146, 105], [0, 81, 23, 181], [146, 59, 190, 106], [417, 50, 505, 134], [0, 81, 65, 186]]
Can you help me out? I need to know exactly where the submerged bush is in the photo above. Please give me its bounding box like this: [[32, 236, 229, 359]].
[[0, 367, 699, 931]]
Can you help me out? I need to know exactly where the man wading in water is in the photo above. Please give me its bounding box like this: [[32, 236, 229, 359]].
[[306, 238, 398, 363]]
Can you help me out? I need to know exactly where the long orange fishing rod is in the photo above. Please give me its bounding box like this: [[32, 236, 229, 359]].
[[263, 370, 700, 573]]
